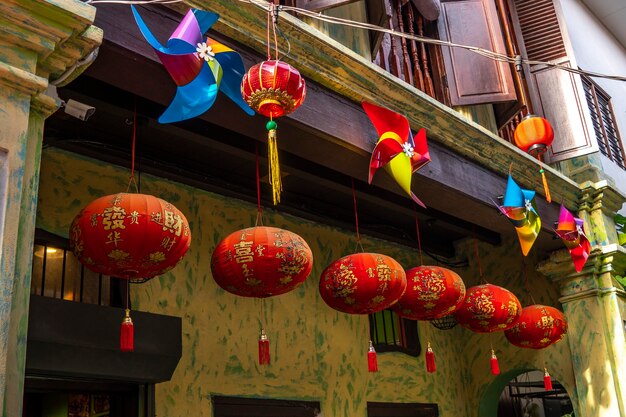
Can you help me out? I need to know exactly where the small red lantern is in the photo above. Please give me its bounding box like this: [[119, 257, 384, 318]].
[[241, 60, 306, 205], [513, 115, 554, 156], [392, 266, 466, 320], [70, 193, 191, 280], [504, 305, 568, 349], [319, 253, 407, 315], [211, 226, 313, 298], [454, 284, 521, 333]]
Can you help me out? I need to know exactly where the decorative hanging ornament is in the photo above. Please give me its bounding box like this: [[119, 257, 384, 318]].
[[514, 115, 554, 202], [319, 253, 407, 315], [554, 205, 591, 273], [131, 6, 254, 123], [211, 226, 313, 298], [490, 350, 500, 375], [70, 193, 191, 279], [425, 342, 436, 373], [367, 340, 378, 372], [362, 101, 430, 208], [496, 175, 542, 256], [392, 265, 466, 320], [504, 305, 568, 349], [544, 368, 553, 391], [241, 4, 306, 206], [120, 308, 134, 352], [454, 284, 522, 333]]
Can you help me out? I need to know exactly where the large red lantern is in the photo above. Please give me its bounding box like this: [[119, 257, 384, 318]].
[[320, 253, 407, 315], [211, 226, 313, 298], [454, 284, 521, 333], [70, 193, 191, 280], [392, 266, 466, 320], [513, 115, 554, 156], [241, 60, 306, 205], [505, 305, 568, 349]]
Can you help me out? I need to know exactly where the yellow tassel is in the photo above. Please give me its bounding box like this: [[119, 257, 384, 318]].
[[268, 128, 282, 205], [540, 168, 551, 203]]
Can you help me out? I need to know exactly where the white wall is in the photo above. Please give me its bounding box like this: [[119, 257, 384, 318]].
[[560, 0, 626, 197]]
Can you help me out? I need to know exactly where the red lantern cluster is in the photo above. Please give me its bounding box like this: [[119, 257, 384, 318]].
[[241, 60, 306, 118], [320, 253, 407, 315], [211, 226, 313, 298], [505, 305, 568, 349], [392, 266, 466, 320], [513, 115, 554, 157], [70, 193, 191, 280], [454, 284, 521, 333]]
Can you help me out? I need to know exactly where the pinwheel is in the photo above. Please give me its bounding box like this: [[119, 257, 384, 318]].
[[362, 101, 430, 208], [554, 205, 590, 272], [131, 6, 254, 123], [497, 175, 541, 256]]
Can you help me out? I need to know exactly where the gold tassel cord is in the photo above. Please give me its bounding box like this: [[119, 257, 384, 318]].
[[540, 168, 551, 203], [266, 120, 282, 205]]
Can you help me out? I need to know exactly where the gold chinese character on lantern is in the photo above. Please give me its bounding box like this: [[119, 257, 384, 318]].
[[102, 206, 127, 230], [234, 241, 254, 263]]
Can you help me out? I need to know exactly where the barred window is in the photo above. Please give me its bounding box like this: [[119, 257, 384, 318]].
[[369, 309, 421, 357], [581, 75, 626, 169]]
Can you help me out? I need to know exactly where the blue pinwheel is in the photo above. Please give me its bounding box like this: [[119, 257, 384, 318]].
[[131, 6, 254, 123]]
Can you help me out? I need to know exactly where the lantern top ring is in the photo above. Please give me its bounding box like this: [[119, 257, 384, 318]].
[[527, 143, 548, 157]]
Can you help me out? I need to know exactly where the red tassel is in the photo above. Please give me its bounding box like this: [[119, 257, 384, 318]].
[[490, 350, 500, 375], [544, 369, 553, 391], [426, 342, 436, 373], [258, 328, 270, 365], [368, 340, 378, 372], [120, 309, 134, 352]]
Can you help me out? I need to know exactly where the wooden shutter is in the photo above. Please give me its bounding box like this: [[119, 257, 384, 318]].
[[509, 0, 599, 163], [437, 0, 517, 106]]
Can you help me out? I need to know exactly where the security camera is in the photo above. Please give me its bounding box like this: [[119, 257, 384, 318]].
[[64, 99, 96, 121]]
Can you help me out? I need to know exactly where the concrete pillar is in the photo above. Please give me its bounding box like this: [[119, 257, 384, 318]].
[[0, 1, 101, 415], [539, 180, 626, 417]]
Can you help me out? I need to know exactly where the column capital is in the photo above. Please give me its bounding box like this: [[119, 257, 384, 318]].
[[579, 180, 626, 217]]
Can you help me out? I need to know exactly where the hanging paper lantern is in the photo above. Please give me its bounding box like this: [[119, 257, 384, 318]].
[[392, 265, 466, 320], [319, 253, 407, 314], [241, 60, 306, 205], [514, 115, 554, 156], [70, 193, 191, 280], [211, 226, 313, 298], [454, 284, 521, 333], [504, 305, 568, 349]]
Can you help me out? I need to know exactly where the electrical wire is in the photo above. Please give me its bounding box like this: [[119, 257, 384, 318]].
[[83, 0, 626, 82]]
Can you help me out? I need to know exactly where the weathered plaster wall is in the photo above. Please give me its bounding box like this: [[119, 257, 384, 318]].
[[36, 148, 577, 417]]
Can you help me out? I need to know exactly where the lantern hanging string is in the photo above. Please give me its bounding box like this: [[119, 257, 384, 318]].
[[255, 143, 264, 226], [351, 178, 364, 253], [266, 2, 280, 61], [414, 205, 424, 266], [126, 105, 139, 194]]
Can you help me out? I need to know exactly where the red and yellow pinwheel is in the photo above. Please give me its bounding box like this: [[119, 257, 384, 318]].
[[362, 101, 430, 208]]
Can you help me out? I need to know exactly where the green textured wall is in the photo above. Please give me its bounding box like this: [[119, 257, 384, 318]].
[[36, 148, 577, 417]]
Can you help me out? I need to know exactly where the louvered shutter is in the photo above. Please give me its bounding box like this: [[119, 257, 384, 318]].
[[437, 0, 517, 106], [509, 0, 599, 163]]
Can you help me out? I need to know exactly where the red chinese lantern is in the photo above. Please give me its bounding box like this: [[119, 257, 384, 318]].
[[454, 284, 521, 333], [514, 115, 555, 202], [241, 60, 306, 205], [211, 226, 313, 298], [504, 305, 568, 349], [319, 253, 407, 315], [70, 193, 191, 280], [392, 266, 466, 320]]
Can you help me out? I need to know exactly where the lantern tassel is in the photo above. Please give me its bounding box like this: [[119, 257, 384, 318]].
[[540, 168, 552, 203], [266, 120, 282, 205], [426, 342, 436, 373], [258, 328, 270, 365], [490, 350, 500, 375], [120, 309, 134, 352], [544, 368, 553, 391], [368, 340, 378, 372]]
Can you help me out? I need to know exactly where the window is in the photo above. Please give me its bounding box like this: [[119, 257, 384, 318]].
[[368, 402, 439, 417], [212, 396, 321, 417], [581, 75, 626, 169], [369, 309, 421, 356]]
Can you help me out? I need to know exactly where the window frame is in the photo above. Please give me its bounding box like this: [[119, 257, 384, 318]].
[[581, 74, 626, 169], [212, 396, 321, 417], [367, 401, 439, 417], [368, 309, 421, 357]]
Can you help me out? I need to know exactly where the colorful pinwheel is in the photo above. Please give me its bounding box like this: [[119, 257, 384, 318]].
[[131, 6, 254, 123], [362, 101, 430, 208], [554, 205, 590, 272], [497, 175, 541, 256]]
